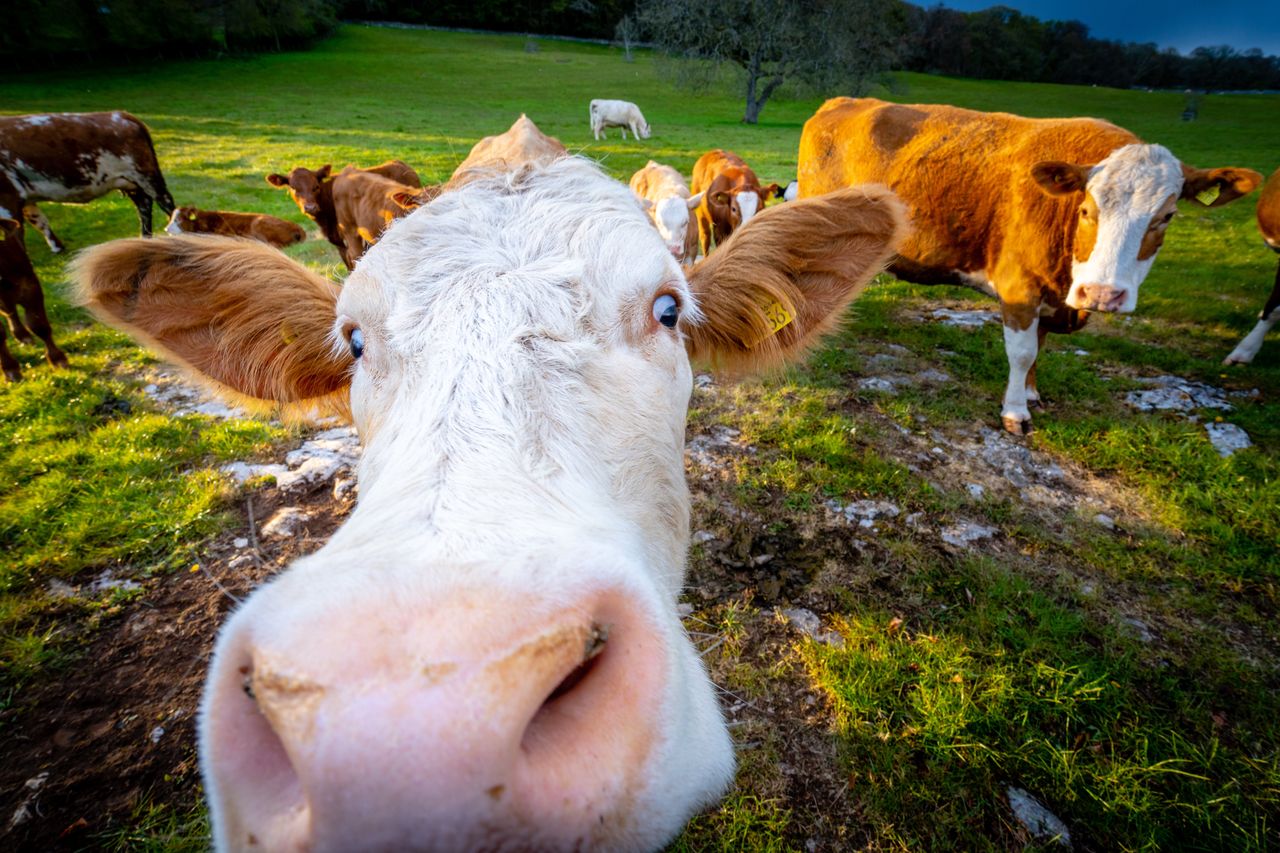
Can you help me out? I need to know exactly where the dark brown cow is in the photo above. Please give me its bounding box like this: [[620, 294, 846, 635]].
[[690, 150, 780, 255], [0, 178, 67, 381], [799, 97, 1262, 432], [165, 206, 306, 249], [266, 160, 422, 268], [0, 111, 175, 254], [1224, 167, 1280, 365]]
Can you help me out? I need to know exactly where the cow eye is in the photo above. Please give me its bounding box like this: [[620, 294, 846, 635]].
[[652, 294, 679, 329], [1079, 208, 1089, 219], [349, 328, 365, 359]]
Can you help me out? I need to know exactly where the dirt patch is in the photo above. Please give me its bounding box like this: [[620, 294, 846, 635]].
[[0, 478, 353, 851]]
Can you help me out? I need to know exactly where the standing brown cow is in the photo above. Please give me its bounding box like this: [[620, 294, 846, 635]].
[[690, 150, 779, 256], [799, 97, 1262, 433], [0, 177, 67, 380], [267, 160, 421, 268], [1224, 167, 1280, 365], [0, 111, 175, 253]]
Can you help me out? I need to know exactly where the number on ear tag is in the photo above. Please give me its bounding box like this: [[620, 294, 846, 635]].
[[746, 300, 795, 348]]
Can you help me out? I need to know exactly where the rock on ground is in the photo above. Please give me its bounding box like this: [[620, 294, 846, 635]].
[[1204, 421, 1252, 457], [260, 507, 311, 539], [1125, 375, 1233, 412], [1007, 787, 1072, 848]]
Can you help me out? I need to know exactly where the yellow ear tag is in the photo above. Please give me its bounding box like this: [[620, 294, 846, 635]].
[[746, 300, 795, 348], [188, 212, 197, 220], [1195, 184, 1221, 206]]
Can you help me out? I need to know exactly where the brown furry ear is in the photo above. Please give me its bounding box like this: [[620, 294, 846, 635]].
[[1180, 164, 1263, 207], [71, 235, 351, 414], [684, 184, 905, 372], [1031, 161, 1091, 196], [265, 173, 288, 187]]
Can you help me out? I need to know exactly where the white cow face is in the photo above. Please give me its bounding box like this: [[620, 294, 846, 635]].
[[74, 157, 905, 852], [652, 193, 701, 259], [1033, 144, 1262, 313]]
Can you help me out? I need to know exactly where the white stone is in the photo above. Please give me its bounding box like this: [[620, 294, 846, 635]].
[[1093, 513, 1115, 530], [917, 368, 952, 383], [261, 507, 310, 539], [88, 570, 141, 594], [692, 530, 716, 544], [227, 554, 255, 571], [778, 607, 845, 648], [333, 476, 357, 500], [940, 521, 998, 548], [1125, 376, 1233, 412], [676, 602, 694, 618], [150, 726, 165, 744], [966, 483, 985, 499], [47, 579, 78, 599], [1007, 787, 1072, 848], [930, 308, 995, 327], [826, 498, 900, 527], [858, 376, 898, 393], [233, 537, 249, 548], [1204, 422, 1251, 457]]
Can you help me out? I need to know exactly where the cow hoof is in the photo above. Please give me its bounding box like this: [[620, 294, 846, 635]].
[[50, 244, 64, 255], [1027, 397, 1045, 410], [12, 328, 34, 345], [47, 351, 70, 369], [1002, 414, 1033, 435], [1222, 354, 1251, 366]]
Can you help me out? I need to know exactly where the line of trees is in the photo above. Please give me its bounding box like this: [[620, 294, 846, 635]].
[[2, 0, 341, 61]]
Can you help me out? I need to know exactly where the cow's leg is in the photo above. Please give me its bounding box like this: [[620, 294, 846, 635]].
[[1000, 307, 1040, 435], [0, 321, 19, 381], [1224, 259, 1280, 365], [621, 127, 628, 140], [22, 205, 64, 254], [18, 280, 68, 369], [124, 188, 155, 237], [1025, 324, 1050, 409], [1, 283, 35, 344]]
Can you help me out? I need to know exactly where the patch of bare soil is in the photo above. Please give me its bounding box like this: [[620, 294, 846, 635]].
[[0, 479, 354, 852]]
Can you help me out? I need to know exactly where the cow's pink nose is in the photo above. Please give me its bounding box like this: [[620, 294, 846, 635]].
[[1076, 284, 1128, 312], [202, 589, 666, 851]]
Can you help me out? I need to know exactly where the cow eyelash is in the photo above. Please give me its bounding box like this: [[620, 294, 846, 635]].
[[652, 293, 680, 330], [341, 324, 365, 359]]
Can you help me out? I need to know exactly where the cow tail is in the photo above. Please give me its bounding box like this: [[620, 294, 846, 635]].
[[131, 115, 177, 215]]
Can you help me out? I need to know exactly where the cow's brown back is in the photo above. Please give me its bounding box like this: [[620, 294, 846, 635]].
[[798, 97, 1139, 282], [359, 160, 422, 190]]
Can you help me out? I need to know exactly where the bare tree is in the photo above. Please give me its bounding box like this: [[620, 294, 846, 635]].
[[615, 14, 639, 62], [635, 0, 902, 123]]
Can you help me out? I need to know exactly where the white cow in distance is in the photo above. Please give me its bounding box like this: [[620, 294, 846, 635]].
[[75, 148, 905, 852], [590, 98, 651, 140], [630, 160, 703, 264]]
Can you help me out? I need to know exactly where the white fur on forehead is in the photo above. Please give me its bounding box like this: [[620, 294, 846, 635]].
[[1088, 143, 1182, 209], [353, 157, 687, 350]]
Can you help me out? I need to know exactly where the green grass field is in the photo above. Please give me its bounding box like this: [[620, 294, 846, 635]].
[[2, 23, 1278, 851]]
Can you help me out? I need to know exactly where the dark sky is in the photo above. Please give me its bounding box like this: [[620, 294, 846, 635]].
[[937, 1, 1280, 55]]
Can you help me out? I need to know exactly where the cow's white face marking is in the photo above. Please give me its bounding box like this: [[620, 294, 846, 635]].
[[1065, 144, 1183, 313], [735, 190, 760, 224], [653, 196, 691, 256], [202, 159, 734, 851]]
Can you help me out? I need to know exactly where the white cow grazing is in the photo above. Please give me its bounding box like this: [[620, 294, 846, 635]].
[[74, 155, 905, 852], [630, 160, 703, 264], [590, 99, 651, 140]]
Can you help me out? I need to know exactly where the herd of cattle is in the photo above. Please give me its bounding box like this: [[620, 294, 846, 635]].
[[3, 96, 1277, 850], [2, 101, 1277, 434]]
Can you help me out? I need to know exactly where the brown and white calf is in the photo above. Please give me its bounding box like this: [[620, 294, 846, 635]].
[[630, 161, 703, 264], [1224, 167, 1280, 365], [0, 111, 176, 254], [75, 154, 905, 851], [799, 97, 1263, 433], [266, 160, 422, 268], [589, 99, 651, 140], [690, 149, 781, 256], [0, 178, 67, 380], [165, 206, 306, 249]]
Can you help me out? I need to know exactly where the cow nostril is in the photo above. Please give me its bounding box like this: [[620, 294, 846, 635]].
[[522, 623, 610, 751]]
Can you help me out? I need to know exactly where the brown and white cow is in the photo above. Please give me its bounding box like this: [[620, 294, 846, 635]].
[[798, 97, 1263, 433], [266, 160, 422, 268], [690, 150, 781, 256], [165, 206, 306, 249], [0, 111, 176, 253], [0, 177, 67, 380], [630, 161, 703, 264], [74, 151, 905, 851], [1224, 167, 1280, 366]]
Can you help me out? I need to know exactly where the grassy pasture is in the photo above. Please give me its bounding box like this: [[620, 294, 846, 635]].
[[1, 23, 1278, 851]]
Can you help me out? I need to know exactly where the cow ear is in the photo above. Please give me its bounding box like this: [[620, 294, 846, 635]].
[[391, 190, 423, 211], [686, 192, 705, 210], [765, 183, 782, 199], [0, 218, 20, 239], [72, 235, 351, 414], [712, 191, 731, 206], [1180, 165, 1263, 207], [1030, 161, 1091, 196], [265, 173, 288, 187], [684, 185, 905, 372], [316, 164, 332, 181]]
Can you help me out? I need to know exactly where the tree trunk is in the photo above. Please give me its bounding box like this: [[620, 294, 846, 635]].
[[742, 50, 763, 123]]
